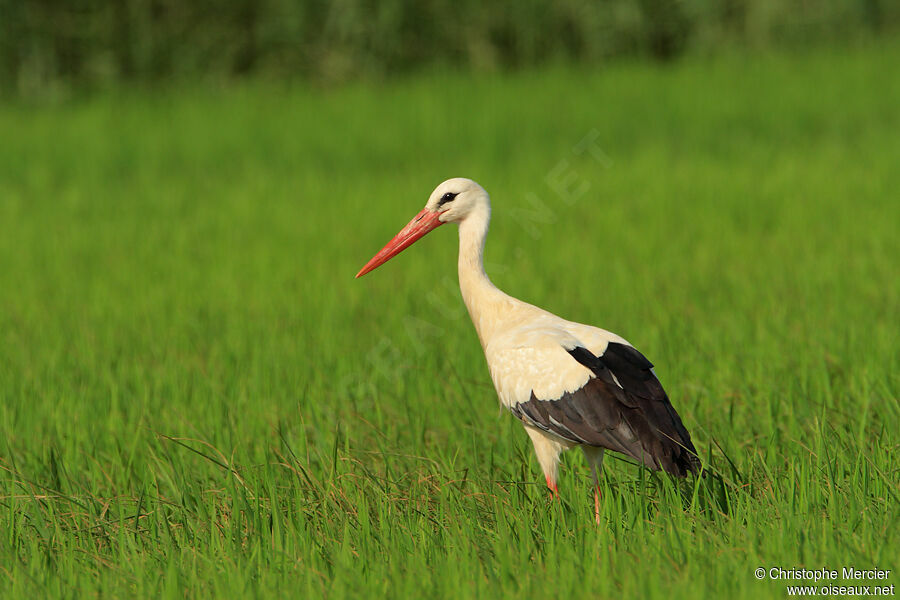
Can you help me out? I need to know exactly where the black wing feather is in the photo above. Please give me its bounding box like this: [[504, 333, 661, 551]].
[[510, 342, 700, 476]]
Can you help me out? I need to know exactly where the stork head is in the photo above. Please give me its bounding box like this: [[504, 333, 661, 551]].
[[356, 178, 489, 278], [424, 177, 489, 224]]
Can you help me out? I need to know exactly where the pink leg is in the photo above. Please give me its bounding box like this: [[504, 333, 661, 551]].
[[545, 474, 559, 499], [582, 446, 605, 525]]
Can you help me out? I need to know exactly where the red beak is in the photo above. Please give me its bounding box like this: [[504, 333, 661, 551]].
[[356, 208, 446, 278]]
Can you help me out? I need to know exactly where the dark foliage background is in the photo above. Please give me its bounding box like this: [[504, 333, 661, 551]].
[[2, 0, 897, 96]]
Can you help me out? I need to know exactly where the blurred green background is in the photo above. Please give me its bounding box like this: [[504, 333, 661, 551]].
[[3, 0, 899, 96]]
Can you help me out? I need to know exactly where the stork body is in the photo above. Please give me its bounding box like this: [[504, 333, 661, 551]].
[[357, 178, 699, 520]]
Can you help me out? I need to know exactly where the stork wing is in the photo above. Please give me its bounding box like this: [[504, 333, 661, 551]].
[[502, 341, 700, 476]]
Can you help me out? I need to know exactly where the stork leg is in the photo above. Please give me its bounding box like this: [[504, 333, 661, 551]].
[[582, 447, 606, 525], [524, 426, 568, 503], [545, 474, 559, 499]]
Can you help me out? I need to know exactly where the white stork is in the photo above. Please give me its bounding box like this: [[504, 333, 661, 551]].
[[356, 178, 699, 522]]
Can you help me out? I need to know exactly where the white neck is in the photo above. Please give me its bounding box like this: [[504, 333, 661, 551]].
[[457, 203, 509, 346]]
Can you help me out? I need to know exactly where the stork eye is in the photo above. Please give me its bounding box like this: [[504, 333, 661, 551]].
[[438, 192, 458, 206]]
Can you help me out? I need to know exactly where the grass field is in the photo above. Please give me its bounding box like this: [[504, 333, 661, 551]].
[[1, 41, 898, 598]]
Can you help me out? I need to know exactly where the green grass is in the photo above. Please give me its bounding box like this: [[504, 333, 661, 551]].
[[1, 41, 898, 598]]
